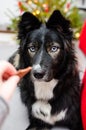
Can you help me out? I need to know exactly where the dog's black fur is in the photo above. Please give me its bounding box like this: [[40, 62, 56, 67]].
[[9, 10, 82, 130]]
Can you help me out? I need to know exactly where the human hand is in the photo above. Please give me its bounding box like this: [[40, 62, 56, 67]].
[[0, 61, 20, 102]]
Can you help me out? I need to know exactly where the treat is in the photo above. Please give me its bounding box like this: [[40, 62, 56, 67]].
[[16, 67, 32, 78], [3, 67, 32, 80]]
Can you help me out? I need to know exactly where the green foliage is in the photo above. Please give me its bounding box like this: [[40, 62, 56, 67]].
[[8, 0, 83, 38], [9, 17, 20, 32], [66, 7, 82, 34]]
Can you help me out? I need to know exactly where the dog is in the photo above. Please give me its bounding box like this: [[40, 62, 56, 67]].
[[9, 10, 83, 130]]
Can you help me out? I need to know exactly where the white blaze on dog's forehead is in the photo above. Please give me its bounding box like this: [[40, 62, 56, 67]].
[[33, 64, 41, 71], [13, 54, 20, 68], [32, 100, 67, 125], [34, 79, 58, 100]]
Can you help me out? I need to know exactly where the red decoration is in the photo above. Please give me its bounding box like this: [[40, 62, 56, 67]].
[[81, 70, 86, 130], [18, 1, 23, 13], [79, 20, 86, 55], [42, 3, 49, 12], [66, 2, 70, 9], [45, 8, 49, 13]]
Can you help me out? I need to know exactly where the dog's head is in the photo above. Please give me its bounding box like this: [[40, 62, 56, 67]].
[[12, 10, 75, 82]]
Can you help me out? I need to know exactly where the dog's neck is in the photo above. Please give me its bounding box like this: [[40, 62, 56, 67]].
[[33, 79, 58, 100]]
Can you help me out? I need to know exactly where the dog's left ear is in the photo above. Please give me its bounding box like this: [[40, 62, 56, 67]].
[[46, 10, 73, 40]]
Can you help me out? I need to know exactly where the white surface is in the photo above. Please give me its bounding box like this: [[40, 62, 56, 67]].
[[0, 33, 17, 44], [0, 0, 18, 25]]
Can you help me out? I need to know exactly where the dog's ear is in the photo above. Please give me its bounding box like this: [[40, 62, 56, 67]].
[[46, 10, 73, 40], [18, 12, 41, 39]]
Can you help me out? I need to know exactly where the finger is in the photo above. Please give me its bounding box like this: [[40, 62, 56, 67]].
[[0, 61, 17, 80], [0, 61, 17, 75], [0, 75, 20, 102]]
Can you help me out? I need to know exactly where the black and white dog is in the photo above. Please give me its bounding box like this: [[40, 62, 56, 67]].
[[9, 10, 82, 130]]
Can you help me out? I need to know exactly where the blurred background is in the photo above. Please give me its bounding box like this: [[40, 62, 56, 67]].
[[0, 0, 86, 41], [0, 0, 86, 34], [0, 0, 86, 130]]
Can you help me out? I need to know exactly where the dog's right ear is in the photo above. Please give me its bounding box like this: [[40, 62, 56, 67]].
[[18, 12, 41, 39]]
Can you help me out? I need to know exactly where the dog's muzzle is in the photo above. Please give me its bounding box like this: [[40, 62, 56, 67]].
[[32, 64, 46, 80]]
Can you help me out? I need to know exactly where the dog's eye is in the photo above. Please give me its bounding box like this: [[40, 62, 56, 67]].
[[50, 46, 59, 52], [28, 46, 36, 52]]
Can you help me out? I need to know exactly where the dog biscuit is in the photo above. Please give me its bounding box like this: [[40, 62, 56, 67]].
[[16, 67, 32, 78]]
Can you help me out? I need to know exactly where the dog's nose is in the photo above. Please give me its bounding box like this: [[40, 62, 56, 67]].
[[33, 71, 45, 79], [32, 64, 45, 79]]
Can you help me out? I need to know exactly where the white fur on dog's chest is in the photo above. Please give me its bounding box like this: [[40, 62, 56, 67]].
[[34, 79, 58, 100], [32, 79, 68, 125], [32, 100, 67, 125]]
